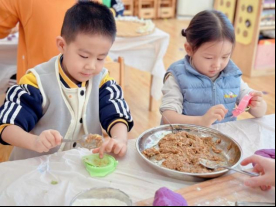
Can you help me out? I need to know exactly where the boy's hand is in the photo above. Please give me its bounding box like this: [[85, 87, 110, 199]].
[[202, 105, 228, 127], [92, 137, 127, 159], [249, 91, 264, 109], [34, 130, 63, 153]]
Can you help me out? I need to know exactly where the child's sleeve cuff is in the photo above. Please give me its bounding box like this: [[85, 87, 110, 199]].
[[107, 119, 129, 137]]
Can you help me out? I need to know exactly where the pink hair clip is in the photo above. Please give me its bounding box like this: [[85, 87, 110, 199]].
[[232, 94, 253, 117]]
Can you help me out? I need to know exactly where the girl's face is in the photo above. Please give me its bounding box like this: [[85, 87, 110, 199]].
[[185, 40, 233, 78], [56, 33, 113, 84]]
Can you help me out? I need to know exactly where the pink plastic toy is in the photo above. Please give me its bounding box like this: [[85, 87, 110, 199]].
[[232, 94, 253, 117]]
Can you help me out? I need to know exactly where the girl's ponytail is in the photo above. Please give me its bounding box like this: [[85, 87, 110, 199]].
[[181, 29, 187, 37]]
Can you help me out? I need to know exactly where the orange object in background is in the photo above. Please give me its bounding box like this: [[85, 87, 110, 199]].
[[255, 39, 275, 70], [0, 0, 76, 82]]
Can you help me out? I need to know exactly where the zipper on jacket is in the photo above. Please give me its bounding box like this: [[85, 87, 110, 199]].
[[212, 83, 216, 105], [212, 77, 223, 106]]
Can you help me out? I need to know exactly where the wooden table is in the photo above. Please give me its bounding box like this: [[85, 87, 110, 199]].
[[0, 115, 274, 205], [136, 170, 275, 206]]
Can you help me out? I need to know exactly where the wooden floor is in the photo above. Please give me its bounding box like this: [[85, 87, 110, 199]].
[[0, 19, 275, 162]]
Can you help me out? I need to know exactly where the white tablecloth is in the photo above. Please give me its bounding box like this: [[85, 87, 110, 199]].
[[110, 29, 170, 100], [0, 115, 275, 205], [0, 34, 18, 94]]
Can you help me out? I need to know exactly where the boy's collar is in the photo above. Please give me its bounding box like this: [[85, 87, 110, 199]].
[[58, 55, 86, 88]]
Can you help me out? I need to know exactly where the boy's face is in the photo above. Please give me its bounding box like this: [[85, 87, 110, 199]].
[[185, 40, 233, 78], [58, 33, 113, 83]]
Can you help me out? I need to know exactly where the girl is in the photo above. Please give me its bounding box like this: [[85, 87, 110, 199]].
[[160, 10, 267, 127]]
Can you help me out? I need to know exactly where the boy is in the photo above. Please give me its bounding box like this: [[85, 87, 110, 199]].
[[0, 1, 133, 161]]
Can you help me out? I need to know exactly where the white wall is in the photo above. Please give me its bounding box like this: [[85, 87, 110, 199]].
[[177, 0, 214, 19]]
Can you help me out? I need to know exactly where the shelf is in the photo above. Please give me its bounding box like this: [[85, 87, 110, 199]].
[[263, 3, 275, 9], [259, 25, 275, 31], [232, 0, 275, 77]]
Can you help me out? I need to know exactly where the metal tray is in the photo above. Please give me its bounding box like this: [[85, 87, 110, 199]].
[[136, 124, 243, 182]]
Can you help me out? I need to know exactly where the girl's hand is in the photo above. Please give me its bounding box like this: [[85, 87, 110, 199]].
[[92, 137, 127, 159], [201, 105, 228, 127], [249, 91, 264, 109], [34, 130, 62, 153]]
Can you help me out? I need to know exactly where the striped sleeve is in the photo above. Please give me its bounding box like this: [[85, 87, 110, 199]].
[[0, 76, 43, 144], [99, 76, 134, 136]]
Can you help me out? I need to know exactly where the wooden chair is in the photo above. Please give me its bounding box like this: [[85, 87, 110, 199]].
[[104, 57, 125, 91], [0, 92, 13, 163], [103, 58, 126, 138]]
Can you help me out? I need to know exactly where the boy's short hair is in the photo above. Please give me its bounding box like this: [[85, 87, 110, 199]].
[[61, 0, 117, 43]]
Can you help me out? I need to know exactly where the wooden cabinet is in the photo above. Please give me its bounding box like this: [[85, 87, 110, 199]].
[[157, 0, 176, 19], [134, 0, 158, 19], [122, 0, 134, 16], [215, 0, 275, 77], [232, 0, 275, 77], [214, 0, 238, 23], [132, 0, 176, 19]]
